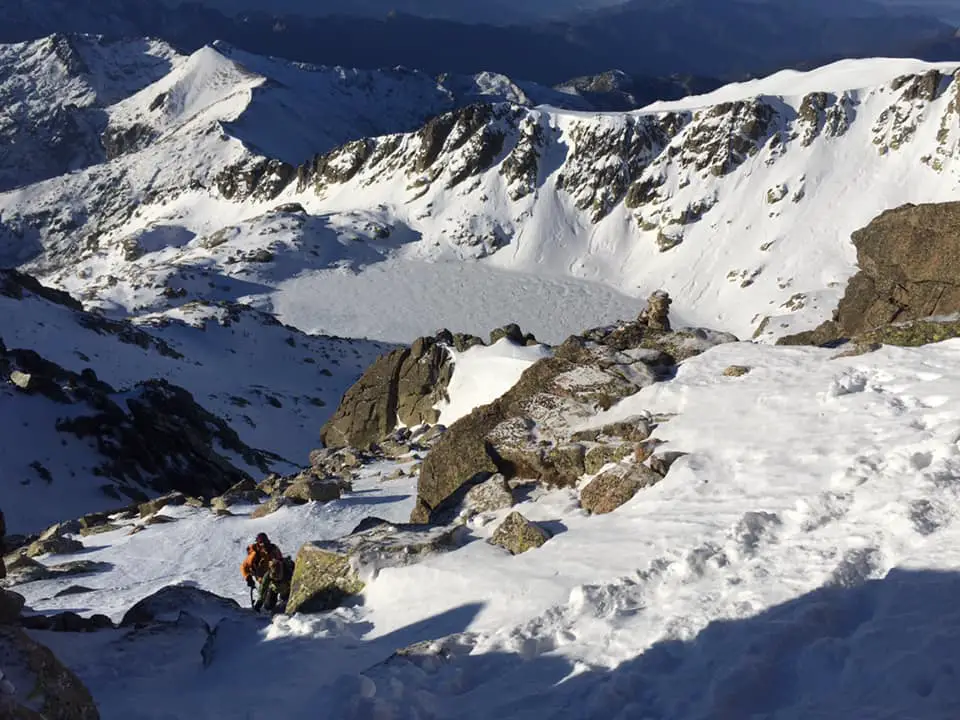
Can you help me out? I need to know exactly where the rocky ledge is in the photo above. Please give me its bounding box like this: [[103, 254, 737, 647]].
[[780, 201, 960, 348]]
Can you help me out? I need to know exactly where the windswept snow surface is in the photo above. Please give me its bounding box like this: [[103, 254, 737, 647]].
[[437, 338, 553, 426], [18, 339, 960, 718]]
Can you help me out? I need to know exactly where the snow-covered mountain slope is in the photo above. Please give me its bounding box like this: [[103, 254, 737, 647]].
[[15, 336, 960, 718], [0, 269, 391, 531], [0, 34, 178, 191], [4, 56, 960, 345]]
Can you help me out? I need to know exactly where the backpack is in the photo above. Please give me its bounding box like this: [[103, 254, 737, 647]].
[[282, 556, 295, 581]]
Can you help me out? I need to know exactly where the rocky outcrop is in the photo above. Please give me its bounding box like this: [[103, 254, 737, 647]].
[[489, 512, 551, 555], [780, 202, 960, 346], [320, 333, 453, 450], [411, 295, 735, 524], [287, 522, 466, 614], [0, 625, 100, 719]]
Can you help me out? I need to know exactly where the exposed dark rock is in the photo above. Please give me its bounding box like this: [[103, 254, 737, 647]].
[[120, 585, 242, 627], [0, 589, 24, 624], [19, 611, 114, 633], [215, 157, 295, 202], [489, 323, 525, 345], [321, 334, 453, 449], [57, 379, 269, 502], [723, 365, 751, 377], [780, 202, 960, 346], [489, 512, 551, 555], [5, 560, 111, 587]]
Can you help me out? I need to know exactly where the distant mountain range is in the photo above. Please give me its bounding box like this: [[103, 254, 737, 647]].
[[1, 0, 954, 87]]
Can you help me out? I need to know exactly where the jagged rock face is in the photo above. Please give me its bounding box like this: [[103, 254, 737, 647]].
[[321, 335, 453, 450], [0, 626, 100, 719], [411, 313, 736, 524], [780, 201, 960, 344]]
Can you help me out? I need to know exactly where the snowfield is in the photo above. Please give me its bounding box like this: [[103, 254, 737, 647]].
[[17, 338, 960, 718]]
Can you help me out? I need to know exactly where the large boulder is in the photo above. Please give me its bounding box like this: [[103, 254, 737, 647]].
[[781, 201, 960, 345], [411, 318, 730, 524], [320, 334, 453, 450], [0, 626, 99, 719], [287, 522, 466, 614]]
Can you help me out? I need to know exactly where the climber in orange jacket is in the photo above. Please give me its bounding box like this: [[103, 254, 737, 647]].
[[242, 532, 288, 612]]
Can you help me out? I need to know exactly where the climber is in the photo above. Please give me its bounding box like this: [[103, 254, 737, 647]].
[[241, 532, 291, 613]]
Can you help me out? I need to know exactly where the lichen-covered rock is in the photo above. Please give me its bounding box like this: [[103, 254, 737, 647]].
[[250, 496, 294, 519], [638, 290, 672, 331], [723, 365, 751, 377], [780, 202, 960, 346], [464, 475, 515, 515], [489, 512, 551, 555], [210, 479, 266, 510], [543, 444, 587, 487], [288, 523, 465, 614], [489, 323, 525, 345], [286, 544, 364, 615], [138, 492, 187, 518], [580, 464, 662, 514], [321, 334, 453, 450], [0, 626, 99, 719], [584, 443, 636, 475], [282, 478, 342, 505], [78, 523, 121, 536], [25, 536, 83, 558]]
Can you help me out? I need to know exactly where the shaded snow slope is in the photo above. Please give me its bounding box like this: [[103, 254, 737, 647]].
[[15, 338, 960, 718], [5, 56, 960, 345], [0, 271, 391, 531]]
